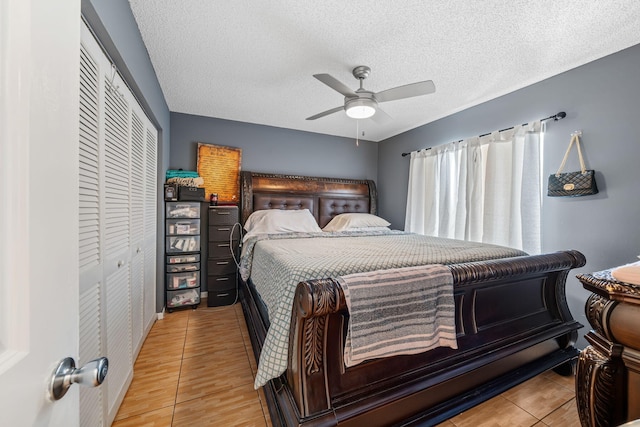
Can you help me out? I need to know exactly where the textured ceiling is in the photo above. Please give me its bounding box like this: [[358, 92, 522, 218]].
[[129, 1, 640, 142]]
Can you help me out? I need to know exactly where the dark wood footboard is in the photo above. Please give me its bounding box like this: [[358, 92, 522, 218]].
[[239, 250, 585, 426]]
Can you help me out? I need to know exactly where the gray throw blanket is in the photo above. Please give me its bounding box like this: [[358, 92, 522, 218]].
[[338, 264, 458, 367]]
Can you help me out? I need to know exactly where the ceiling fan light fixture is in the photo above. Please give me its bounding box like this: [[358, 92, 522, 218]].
[[345, 98, 376, 119]]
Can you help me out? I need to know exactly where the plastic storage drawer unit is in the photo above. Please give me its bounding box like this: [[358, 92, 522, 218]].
[[165, 201, 201, 312]]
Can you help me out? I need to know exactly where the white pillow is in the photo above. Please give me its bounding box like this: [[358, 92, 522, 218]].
[[336, 226, 391, 232], [322, 213, 391, 232], [243, 209, 322, 241]]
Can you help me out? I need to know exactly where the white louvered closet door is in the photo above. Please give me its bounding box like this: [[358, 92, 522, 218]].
[[130, 112, 145, 356], [79, 22, 158, 426], [144, 127, 158, 325], [79, 37, 105, 427], [103, 60, 134, 420]]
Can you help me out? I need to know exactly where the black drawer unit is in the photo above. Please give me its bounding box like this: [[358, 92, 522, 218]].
[[165, 202, 201, 311], [207, 206, 240, 306]]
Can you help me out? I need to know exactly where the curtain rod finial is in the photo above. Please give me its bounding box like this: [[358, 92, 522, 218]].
[[555, 112, 566, 121]]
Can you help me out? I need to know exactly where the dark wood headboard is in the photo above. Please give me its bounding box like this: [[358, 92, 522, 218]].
[[240, 171, 377, 228]]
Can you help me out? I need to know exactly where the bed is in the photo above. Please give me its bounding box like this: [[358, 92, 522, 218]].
[[238, 171, 585, 427]]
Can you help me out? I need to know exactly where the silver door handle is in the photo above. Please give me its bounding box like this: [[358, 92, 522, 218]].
[[49, 357, 108, 401]]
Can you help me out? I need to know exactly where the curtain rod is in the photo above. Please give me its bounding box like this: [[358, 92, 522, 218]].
[[400, 111, 566, 157]]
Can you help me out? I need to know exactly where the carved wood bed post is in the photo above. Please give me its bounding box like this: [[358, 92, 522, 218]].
[[575, 272, 640, 427], [240, 171, 254, 225], [288, 278, 345, 419]]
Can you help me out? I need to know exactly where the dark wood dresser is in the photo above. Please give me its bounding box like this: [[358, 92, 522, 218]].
[[207, 205, 240, 306], [575, 269, 640, 426]]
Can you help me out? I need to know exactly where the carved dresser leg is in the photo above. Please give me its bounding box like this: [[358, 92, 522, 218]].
[[576, 345, 626, 427]]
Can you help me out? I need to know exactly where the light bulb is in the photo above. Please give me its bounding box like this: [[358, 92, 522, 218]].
[[345, 98, 377, 119]]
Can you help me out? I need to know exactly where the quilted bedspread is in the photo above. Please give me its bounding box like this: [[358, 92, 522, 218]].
[[239, 230, 527, 388]]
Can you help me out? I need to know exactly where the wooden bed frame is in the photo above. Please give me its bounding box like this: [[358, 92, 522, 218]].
[[238, 171, 585, 427]]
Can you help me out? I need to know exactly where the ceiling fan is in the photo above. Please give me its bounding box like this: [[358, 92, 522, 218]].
[[306, 65, 435, 122]]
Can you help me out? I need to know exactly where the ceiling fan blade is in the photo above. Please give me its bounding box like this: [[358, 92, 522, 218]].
[[375, 80, 435, 103], [306, 106, 344, 120], [313, 74, 357, 97], [371, 107, 392, 124]]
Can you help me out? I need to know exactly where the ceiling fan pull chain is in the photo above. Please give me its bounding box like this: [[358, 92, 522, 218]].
[[356, 120, 359, 147]]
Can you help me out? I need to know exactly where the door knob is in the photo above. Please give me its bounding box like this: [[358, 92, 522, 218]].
[[49, 357, 108, 401]]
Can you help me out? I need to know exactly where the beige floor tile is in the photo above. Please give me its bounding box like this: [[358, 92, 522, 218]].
[[111, 405, 174, 427], [257, 387, 274, 427], [150, 311, 190, 332], [114, 359, 181, 420], [240, 333, 252, 349], [540, 398, 581, 427], [187, 304, 239, 325], [246, 346, 258, 375], [502, 374, 574, 419], [233, 303, 245, 320], [239, 320, 251, 333], [176, 348, 255, 403], [449, 395, 538, 427], [182, 325, 246, 358], [159, 308, 192, 321], [186, 306, 241, 329], [136, 331, 186, 365], [172, 382, 267, 427], [237, 318, 258, 373], [541, 368, 576, 391], [189, 304, 237, 317], [233, 302, 244, 314], [148, 317, 189, 335], [184, 321, 242, 338]]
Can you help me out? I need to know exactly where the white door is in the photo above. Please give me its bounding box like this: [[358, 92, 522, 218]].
[[0, 1, 82, 425]]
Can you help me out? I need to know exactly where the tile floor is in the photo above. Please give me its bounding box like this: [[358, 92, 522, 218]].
[[112, 301, 581, 426]]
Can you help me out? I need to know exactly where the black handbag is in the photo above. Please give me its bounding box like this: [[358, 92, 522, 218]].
[[547, 133, 598, 197]]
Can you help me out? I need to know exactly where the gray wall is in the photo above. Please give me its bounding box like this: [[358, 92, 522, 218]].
[[378, 44, 640, 348], [170, 113, 378, 180], [82, 0, 171, 312], [170, 113, 378, 297]]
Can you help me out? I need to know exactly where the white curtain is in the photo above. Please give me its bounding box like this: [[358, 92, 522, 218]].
[[405, 122, 542, 254]]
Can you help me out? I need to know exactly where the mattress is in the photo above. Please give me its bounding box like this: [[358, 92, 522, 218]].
[[239, 229, 527, 387]]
